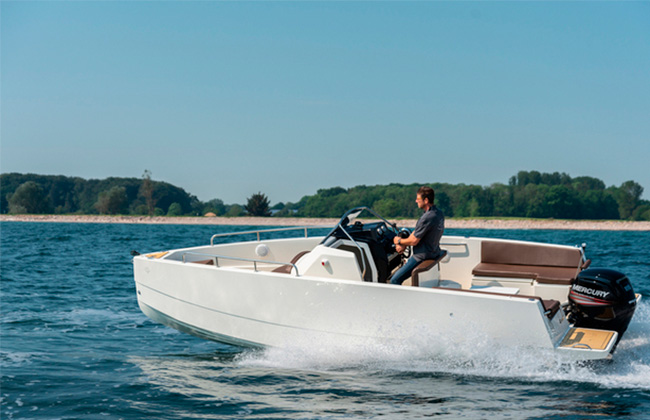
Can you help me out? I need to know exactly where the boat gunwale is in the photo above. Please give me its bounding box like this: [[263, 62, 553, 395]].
[[136, 252, 558, 312]]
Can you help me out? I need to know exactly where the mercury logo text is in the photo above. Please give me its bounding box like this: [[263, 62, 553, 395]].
[[572, 284, 610, 299]]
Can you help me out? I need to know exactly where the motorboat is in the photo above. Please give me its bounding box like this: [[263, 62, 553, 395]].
[[133, 207, 640, 360]]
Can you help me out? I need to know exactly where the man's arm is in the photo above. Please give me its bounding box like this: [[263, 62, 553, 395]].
[[393, 233, 421, 253]]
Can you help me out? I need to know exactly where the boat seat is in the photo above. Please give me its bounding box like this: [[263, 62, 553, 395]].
[[272, 251, 310, 274], [472, 263, 580, 284], [411, 250, 448, 287], [191, 259, 215, 265], [472, 241, 586, 285]]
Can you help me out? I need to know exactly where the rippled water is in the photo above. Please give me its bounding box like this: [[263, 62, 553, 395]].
[[2, 222, 649, 419]]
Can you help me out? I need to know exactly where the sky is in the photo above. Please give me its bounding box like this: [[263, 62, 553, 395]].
[[2, 1, 649, 205]]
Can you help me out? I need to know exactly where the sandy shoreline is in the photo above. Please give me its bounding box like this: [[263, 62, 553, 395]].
[[1, 214, 649, 231]]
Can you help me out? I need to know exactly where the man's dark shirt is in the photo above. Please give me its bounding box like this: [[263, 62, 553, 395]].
[[412, 206, 445, 262]]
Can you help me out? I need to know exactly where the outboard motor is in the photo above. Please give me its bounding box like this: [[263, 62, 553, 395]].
[[568, 268, 637, 344]]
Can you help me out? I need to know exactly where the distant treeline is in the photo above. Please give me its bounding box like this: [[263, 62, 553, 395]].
[[0, 172, 245, 217], [1, 171, 649, 221], [293, 173, 650, 221]]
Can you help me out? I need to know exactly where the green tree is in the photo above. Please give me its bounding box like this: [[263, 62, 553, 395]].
[[318, 186, 346, 197], [204, 199, 226, 216], [372, 198, 401, 218], [545, 185, 579, 219], [48, 176, 78, 213], [579, 190, 619, 220], [140, 170, 155, 216], [152, 182, 195, 215], [490, 183, 513, 217], [8, 181, 50, 214], [245, 192, 271, 216], [132, 205, 149, 215], [95, 186, 127, 214], [524, 184, 549, 218], [167, 202, 183, 216], [632, 204, 650, 221], [616, 180, 643, 219], [435, 191, 453, 217], [226, 204, 245, 217], [455, 186, 489, 217], [572, 176, 605, 192]]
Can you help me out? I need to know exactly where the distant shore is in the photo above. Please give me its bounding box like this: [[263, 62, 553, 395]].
[[1, 214, 649, 231]]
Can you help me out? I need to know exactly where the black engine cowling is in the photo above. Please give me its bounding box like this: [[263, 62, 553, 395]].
[[568, 268, 637, 344]]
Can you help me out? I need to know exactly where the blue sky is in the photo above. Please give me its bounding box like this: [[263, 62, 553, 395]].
[[2, 1, 649, 205]]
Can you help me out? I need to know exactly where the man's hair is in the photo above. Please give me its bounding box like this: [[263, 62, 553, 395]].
[[417, 186, 435, 204]]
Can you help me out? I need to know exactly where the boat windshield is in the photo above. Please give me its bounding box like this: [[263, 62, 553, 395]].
[[336, 207, 396, 230], [342, 208, 364, 227], [320, 206, 400, 246]]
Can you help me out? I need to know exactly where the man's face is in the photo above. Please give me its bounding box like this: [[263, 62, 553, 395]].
[[415, 194, 427, 209]]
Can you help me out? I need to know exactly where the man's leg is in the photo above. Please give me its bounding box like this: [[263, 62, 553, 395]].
[[390, 256, 419, 285]]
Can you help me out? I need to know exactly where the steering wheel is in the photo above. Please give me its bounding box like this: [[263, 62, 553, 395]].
[[402, 245, 412, 260], [396, 227, 412, 260]]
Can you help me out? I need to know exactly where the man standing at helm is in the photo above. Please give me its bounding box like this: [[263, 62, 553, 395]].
[[390, 186, 445, 285]]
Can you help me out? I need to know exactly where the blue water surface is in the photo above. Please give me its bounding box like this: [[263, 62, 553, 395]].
[[1, 222, 649, 419]]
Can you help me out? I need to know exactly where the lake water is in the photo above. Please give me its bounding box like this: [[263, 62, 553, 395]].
[[1, 222, 649, 419]]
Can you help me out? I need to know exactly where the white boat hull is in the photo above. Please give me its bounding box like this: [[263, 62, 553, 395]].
[[133, 236, 616, 360], [134, 206, 634, 362]]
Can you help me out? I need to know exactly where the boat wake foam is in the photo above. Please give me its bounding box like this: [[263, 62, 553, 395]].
[[238, 299, 650, 390]]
